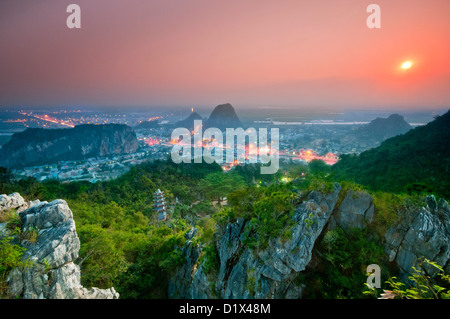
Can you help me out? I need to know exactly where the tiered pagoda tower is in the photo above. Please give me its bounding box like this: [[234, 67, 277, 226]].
[[153, 189, 167, 221]]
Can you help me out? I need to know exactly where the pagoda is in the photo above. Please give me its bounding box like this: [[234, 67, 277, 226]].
[[153, 189, 167, 221]]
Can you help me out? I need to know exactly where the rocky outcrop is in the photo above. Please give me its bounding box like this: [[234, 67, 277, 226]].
[[0, 124, 138, 168], [329, 189, 374, 231], [385, 195, 450, 279], [0, 193, 119, 299], [169, 186, 450, 299], [169, 228, 202, 298], [0, 192, 30, 213], [170, 183, 342, 299]]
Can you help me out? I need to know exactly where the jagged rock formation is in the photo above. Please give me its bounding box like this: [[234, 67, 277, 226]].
[[385, 195, 450, 280], [169, 185, 450, 299], [205, 103, 243, 130], [0, 193, 119, 299], [0, 124, 138, 168], [169, 184, 343, 299]]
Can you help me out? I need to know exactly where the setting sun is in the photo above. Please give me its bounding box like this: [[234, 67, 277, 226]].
[[401, 61, 413, 70]]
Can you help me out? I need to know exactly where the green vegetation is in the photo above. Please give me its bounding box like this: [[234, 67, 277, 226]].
[[21, 224, 39, 244], [116, 225, 189, 298], [199, 172, 245, 204], [365, 259, 450, 299], [0, 208, 21, 232], [0, 209, 36, 298], [1, 110, 449, 301], [0, 207, 37, 298], [333, 110, 450, 200], [308, 159, 331, 178], [198, 242, 219, 276], [0, 236, 28, 298], [0, 160, 256, 298], [304, 227, 386, 299], [223, 182, 299, 250]]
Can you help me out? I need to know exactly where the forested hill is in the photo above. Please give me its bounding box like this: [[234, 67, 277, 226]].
[[333, 110, 450, 199]]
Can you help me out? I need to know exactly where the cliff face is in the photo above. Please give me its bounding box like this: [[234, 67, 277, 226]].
[[0, 193, 119, 299], [0, 124, 138, 168], [169, 186, 450, 299]]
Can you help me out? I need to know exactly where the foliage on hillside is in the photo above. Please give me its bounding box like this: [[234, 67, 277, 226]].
[[333, 110, 450, 199], [0, 160, 226, 297], [1, 142, 449, 299]]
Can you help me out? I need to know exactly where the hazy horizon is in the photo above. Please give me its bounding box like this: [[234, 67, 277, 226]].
[[2, 104, 446, 125], [1, 1, 449, 111]]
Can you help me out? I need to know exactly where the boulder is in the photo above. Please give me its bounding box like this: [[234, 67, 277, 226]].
[[0, 192, 29, 213]]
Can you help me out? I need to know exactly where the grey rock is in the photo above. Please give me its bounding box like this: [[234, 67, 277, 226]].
[[168, 239, 201, 299], [6, 195, 119, 299], [385, 195, 450, 280], [217, 217, 246, 288], [0, 222, 9, 239], [330, 189, 374, 231], [170, 183, 343, 299], [223, 249, 257, 299], [21, 199, 71, 231], [185, 227, 197, 240], [0, 192, 29, 213], [190, 266, 214, 299], [169, 185, 450, 299]]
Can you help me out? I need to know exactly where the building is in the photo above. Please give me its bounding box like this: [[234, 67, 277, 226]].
[[322, 152, 339, 165], [153, 189, 167, 221], [297, 149, 338, 165]]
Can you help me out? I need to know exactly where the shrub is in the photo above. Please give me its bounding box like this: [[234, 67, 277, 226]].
[[199, 243, 219, 276], [305, 227, 385, 299], [0, 236, 32, 298], [21, 225, 39, 244], [377, 259, 450, 299], [0, 209, 21, 232]]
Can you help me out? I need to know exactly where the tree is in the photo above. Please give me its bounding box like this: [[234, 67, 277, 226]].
[[308, 159, 330, 177], [200, 172, 245, 204]]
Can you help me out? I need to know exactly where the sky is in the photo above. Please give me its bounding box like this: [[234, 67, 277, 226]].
[[1, 0, 449, 112]]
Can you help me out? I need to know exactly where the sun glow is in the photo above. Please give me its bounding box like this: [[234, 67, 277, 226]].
[[401, 61, 413, 70]]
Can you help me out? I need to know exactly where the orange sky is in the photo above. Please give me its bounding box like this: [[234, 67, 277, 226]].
[[0, 0, 449, 111]]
